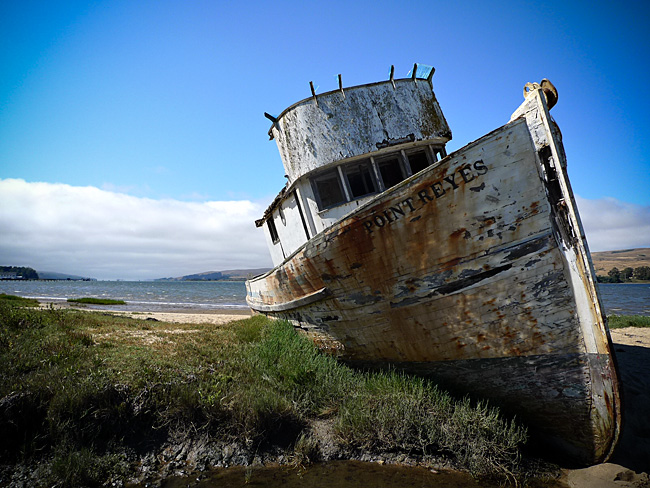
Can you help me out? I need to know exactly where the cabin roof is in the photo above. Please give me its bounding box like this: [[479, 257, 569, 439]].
[[265, 64, 436, 139], [255, 184, 288, 227]]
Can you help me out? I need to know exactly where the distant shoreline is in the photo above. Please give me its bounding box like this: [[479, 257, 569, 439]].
[[598, 281, 650, 284]]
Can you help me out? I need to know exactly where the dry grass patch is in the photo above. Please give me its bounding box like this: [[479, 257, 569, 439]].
[[92, 325, 202, 347]]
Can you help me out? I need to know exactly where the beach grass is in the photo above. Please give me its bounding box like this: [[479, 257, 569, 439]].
[[67, 297, 127, 305], [608, 314, 650, 329], [0, 302, 530, 485]]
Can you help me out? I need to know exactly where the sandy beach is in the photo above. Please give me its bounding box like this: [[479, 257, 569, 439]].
[[42, 301, 253, 325], [109, 308, 253, 325]]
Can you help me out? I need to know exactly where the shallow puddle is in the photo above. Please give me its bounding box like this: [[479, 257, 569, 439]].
[[156, 460, 565, 488]]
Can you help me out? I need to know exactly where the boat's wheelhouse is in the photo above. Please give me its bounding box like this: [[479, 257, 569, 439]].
[[256, 65, 452, 266]]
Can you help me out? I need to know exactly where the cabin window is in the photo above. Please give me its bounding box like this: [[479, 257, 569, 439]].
[[406, 150, 430, 175], [267, 217, 280, 244], [308, 144, 447, 211], [377, 156, 406, 189], [432, 146, 446, 160], [343, 159, 377, 199], [312, 170, 346, 210]]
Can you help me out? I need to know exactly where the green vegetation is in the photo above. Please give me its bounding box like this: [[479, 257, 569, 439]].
[[337, 374, 526, 476], [0, 293, 40, 307], [67, 297, 127, 305], [0, 302, 531, 486], [597, 265, 650, 283], [608, 314, 650, 329]]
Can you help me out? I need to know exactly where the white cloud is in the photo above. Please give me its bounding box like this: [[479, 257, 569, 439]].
[[0, 179, 271, 280], [2, 179, 647, 281], [575, 196, 650, 252]]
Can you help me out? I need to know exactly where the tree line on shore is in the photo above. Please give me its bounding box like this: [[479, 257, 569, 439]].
[[597, 266, 650, 283], [0, 266, 39, 280]]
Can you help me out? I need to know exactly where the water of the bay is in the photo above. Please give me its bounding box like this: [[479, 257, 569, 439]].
[[159, 462, 484, 488], [0, 280, 648, 316], [0, 280, 248, 312], [597, 283, 650, 316]]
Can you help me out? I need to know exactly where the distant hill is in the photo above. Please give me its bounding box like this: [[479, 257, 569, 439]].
[[590, 248, 650, 276], [162, 252, 650, 283], [156, 268, 271, 281]]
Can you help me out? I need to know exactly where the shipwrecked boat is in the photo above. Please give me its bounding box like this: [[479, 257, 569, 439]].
[[245, 64, 620, 465]]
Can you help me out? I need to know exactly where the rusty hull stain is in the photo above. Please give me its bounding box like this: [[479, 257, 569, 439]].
[[247, 83, 620, 466]]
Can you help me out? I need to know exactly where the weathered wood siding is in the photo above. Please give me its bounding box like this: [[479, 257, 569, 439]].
[[272, 79, 451, 184], [259, 183, 380, 266], [272, 194, 304, 258], [260, 213, 282, 265]]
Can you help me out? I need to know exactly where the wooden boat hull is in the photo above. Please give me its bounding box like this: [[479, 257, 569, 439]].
[[247, 90, 620, 465]]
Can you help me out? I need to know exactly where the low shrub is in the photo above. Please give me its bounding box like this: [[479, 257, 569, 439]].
[[608, 314, 650, 328], [67, 298, 126, 305]]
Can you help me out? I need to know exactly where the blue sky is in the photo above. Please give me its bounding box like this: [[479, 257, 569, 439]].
[[1, 0, 649, 279]]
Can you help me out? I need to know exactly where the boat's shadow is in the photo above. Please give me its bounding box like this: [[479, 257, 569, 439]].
[[610, 342, 650, 472]]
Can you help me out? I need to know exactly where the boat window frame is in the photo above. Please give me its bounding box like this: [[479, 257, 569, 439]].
[[341, 158, 379, 200], [431, 145, 446, 160], [374, 152, 408, 190], [311, 168, 347, 210], [403, 148, 433, 176], [309, 143, 447, 211], [267, 216, 280, 244]]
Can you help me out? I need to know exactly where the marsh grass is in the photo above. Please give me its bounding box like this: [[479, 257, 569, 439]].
[[608, 314, 650, 328], [48, 445, 129, 488], [0, 302, 529, 485], [336, 373, 526, 476]]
